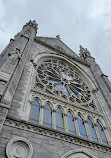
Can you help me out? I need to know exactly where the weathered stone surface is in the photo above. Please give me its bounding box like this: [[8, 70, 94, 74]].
[[0, 20, 111, 158]]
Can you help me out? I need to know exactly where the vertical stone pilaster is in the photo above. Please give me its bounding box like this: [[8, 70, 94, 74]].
[[39, 106, 44, 125], [52, 109, 56, 129], [64, 113, 68, 132], [0, 106, 8, 132], [74, 117, 80, 136], [84, 120, 91, 140], [0, 20, 38, 132]]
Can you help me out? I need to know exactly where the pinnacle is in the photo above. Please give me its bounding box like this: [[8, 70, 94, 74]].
[[23, 20, 38, 31]]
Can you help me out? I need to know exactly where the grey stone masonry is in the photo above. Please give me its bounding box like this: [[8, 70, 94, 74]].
[[79, 45, 111, 110], [0, 20, 111, 158], [0, 20, 38, 132]]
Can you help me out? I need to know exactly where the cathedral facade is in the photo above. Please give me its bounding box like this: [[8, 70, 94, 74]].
[[0, 20, 111, 158]]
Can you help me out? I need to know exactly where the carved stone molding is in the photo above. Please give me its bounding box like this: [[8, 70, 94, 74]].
[[6, 137, 33, 158], [61, 149, 96, 158], [5, 118, 111, 154]]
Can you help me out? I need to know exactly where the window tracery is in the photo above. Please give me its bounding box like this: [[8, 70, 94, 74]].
[[36, 59, 92, 106], [28, 57, 109, 145], [28, 98, 109, 145]]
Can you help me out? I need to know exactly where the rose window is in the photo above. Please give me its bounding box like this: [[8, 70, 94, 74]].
[[36, 59, 91, 104]]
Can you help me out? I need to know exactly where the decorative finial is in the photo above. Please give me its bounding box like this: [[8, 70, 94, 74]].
[[56, 35, 60, 40], [79, 45, 91, 60], [23, 20, 38, 32]]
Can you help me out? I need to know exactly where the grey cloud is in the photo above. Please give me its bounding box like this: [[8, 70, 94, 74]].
[[0, 0, 111, 80]]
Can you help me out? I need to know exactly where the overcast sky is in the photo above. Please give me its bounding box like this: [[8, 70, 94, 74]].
[[0, 0, 111, 81]]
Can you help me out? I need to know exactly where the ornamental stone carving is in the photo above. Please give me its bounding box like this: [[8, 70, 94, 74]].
[[61, 149, 96, 158], [6, 137, 33, 158], [36, 58, 92, 105]]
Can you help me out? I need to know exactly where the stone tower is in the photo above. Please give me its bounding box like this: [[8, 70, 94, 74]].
[[0, 20, 111, 158]]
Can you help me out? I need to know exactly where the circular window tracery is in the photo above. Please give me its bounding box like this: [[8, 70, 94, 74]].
[[36, 59, 92, 105]]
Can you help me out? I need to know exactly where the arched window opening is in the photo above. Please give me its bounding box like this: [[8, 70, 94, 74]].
[[77, 115, 87, 138], [67, 111, 76, 135], [88, 118, 98, 142], [29, 99, 40, 124], [43, 103, 52, 128], [97, 121, 108, 144], [56, 107, 64, 132]]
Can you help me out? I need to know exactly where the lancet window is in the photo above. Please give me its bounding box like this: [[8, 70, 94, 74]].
[[67, 111, 76, 135], [29, 99, 40, 124], [43, 103, 52, 128], [87, 118, 98, 142], [56, 107, 64, 132], [28, 99, 109, 145], [96, 121, 108, 144], [77, 115, 87, 138]]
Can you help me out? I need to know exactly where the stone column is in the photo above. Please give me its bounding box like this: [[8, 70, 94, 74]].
[[74, 117, 80, 136], [52, 109, 56, 129], [84, 120, 91, 140], [39, 106, 44, 125], [64, 113, 68, 132]]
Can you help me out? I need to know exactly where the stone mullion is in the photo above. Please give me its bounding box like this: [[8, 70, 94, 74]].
[[84, 120, 91, 140], [94, 124, 102, 143], [64, 113, 68, 132], [74, 117, 80, 136], [52, 109, 56, 129], [39, 106, 44, 125]]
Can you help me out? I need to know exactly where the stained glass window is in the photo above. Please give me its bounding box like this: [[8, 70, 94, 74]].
[[56, 107, 64, 132], [43, 103, 52, 128], [77, 115, 87, 138], [97, 121, 108, 144], [36, 59, 91, 104], [88, 118, 98, 142], [67, 111, 76, 135], [29, 99, 40, 124]]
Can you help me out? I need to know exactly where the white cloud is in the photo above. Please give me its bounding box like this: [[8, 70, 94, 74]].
[[0, 0, 111, 81]]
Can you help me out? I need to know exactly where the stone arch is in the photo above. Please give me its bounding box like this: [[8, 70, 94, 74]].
[[61, 149, 96, 158], [66, 108, 76, 118], [33, 52, 97, 91], [55, 105, 65, 114], [43, 100, 54, 110], [77, 112, 86, 121]]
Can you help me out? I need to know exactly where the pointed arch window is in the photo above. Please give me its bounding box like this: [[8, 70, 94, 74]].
[[29, 99, 40, 124], [97, 121, 108, 144], [56, 107, 64, 132], [77, 115, 87, 138], [88, 118, 98, 142], [43, 103, 52, 128], [67, 111, 76, 135]]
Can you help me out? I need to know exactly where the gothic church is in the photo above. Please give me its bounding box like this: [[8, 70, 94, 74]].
[[0, 20, 111, 158]]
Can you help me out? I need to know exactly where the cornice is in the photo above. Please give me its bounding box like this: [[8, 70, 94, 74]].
[[4, 117, 111, 153], [34, 37, 89, 67]]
